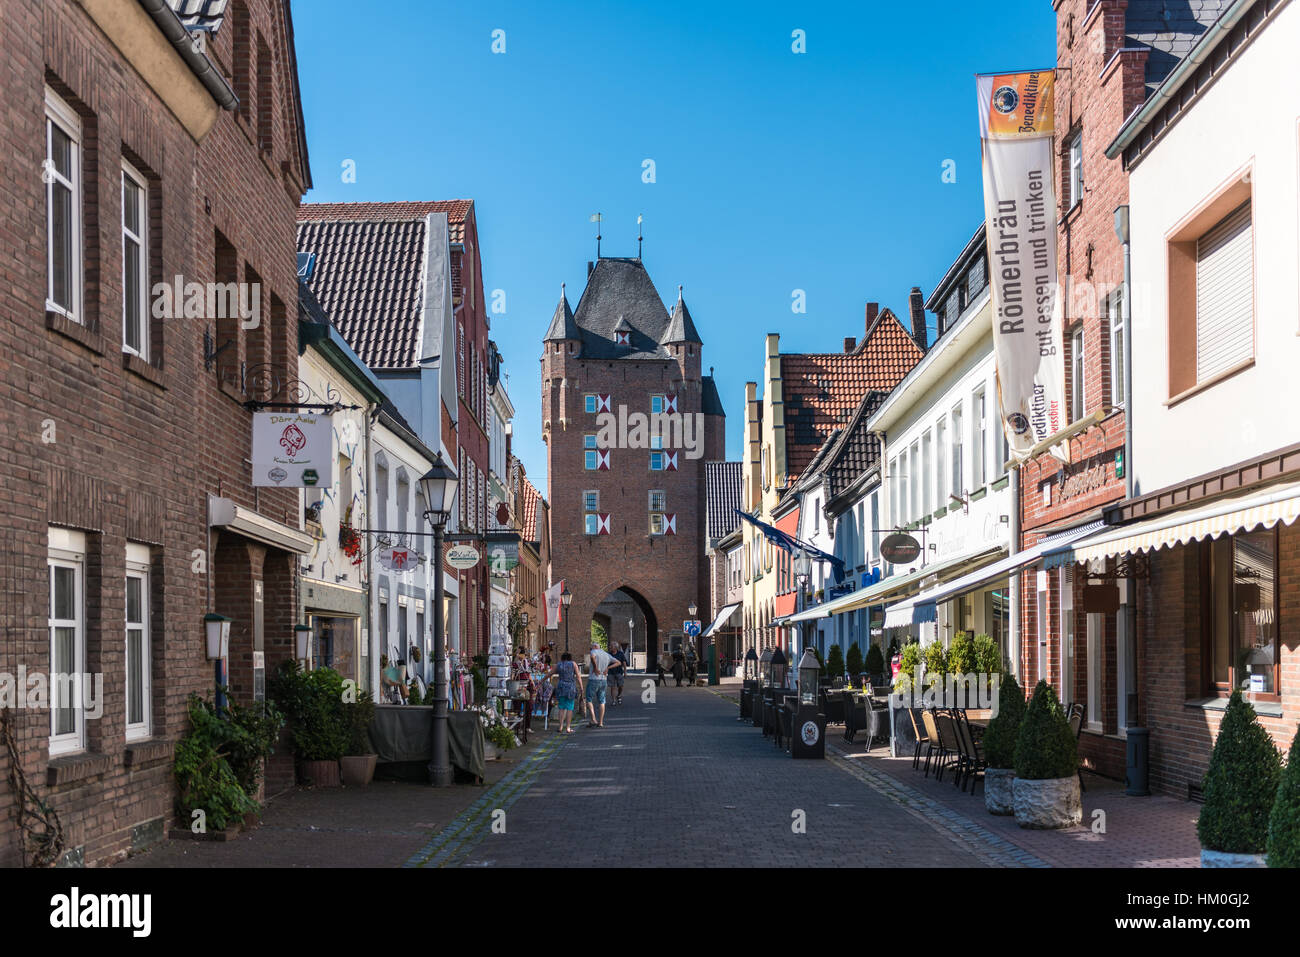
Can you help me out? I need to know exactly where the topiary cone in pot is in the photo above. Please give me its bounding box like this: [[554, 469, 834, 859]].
[[983, 672, 1025, 816], [1198, 691, 1281, 867], [1267, 723, 1300, 869], [1012, 680, 1081, 829]]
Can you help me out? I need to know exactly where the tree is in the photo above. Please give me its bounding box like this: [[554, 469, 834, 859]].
[[1267, 724, 1300, 867], [864, 643, 885, 678], [1013, 680, 1077, 780], [590, 619, 608, 650], [1197, 691, 1282, 854], [845, 642, 864, 679], [825, 643, 845, 679], [983, 673, 1026, 769]]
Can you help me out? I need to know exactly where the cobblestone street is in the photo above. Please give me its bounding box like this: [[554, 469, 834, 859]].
[[411, 682, 986, 868]]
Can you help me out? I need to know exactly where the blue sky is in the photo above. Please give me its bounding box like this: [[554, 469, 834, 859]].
[[293, 0, 1055, 491]]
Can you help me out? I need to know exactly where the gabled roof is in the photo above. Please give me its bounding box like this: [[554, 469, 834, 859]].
[[296, 215, 429, 369], [544, 285, 579, 341], [780, 308, 923, 479], [1125, 0, 1231, 97], [298, 200, 473, 245], [824, 390, 890, 504], [705, 462, 744, 541], [663, 287, 703, 345], [517, 472, 545, 544], [570, 258, 674, 359]]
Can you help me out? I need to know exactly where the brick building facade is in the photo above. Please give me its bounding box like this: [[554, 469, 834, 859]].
[[542, 258, 725, 661], [0, 0, 312, 866]]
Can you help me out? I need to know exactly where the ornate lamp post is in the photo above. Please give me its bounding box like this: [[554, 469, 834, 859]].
[[561, 585, 573, 653], [418, 453, 459, 788], [793, 549, 813, 659]]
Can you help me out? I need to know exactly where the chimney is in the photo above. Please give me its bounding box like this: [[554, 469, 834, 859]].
[[587, 261, 595, 278], [908, 286, 928, 351], [843, 337, 856, 354], [865, 302, 879, 340]]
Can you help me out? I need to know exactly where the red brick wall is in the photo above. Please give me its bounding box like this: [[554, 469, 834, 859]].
[[0, 0, 308, 867]]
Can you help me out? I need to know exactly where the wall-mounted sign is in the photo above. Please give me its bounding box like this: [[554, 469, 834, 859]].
[[252, 412, 335, 487], [489, 542, 519, 576], [880, 533, 921, 565], [379, 546, 417, 572], [446, 544, 480, 570]]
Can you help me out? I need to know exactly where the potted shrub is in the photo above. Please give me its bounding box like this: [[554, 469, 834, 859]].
[[825, 643, 845, 682], [1012, 680, 1081, 829], [947, 632, 976, 677], [894, 641, 922, 693], [846, 642, 864, 685], [173, 695, 264, 839], [270, 662, 350, 788], [340, 689, 378, 787], [1267, 724, 1300, 868], [982, 673, 1025, 815], [923, 641, 947, 687], [1197, 691, 1282, 867], [864, 644, 885, 685]]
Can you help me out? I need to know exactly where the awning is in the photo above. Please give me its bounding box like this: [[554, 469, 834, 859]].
[[781, 544, 1003, 625], [883, 521, 1104, 628], [702, 602, 740, 637], [209, 495, 314, 555], [1043, 480, 1300, 569]]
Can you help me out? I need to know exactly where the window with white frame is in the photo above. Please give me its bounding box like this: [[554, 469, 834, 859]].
[[972, 386, 987, 487], [585, 394, 598, 414], [935, 417, 948, 508], [1105, 285, 1126, 408], [49, 528, 86, 755], [921, 430, 932, 518], [1067, 130, 1083, 210], [888, 457, 898, 531], [1070, 325, 1086, 422], [126, 544, 151, 739], [122, 162, 149, 358], [649, 513, 666, 536], [45, 89, 82, 323], [908, 440, 920, 524], [1060, 565, 1074, 714], [950, 403, 964, 497]]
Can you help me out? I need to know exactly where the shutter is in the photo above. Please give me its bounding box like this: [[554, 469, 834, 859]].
[[1196, 201, 1253, 382]]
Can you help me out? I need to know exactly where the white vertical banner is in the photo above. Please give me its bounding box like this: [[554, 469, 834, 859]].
[[543, 578, 565, 630], [977, 71, 1067, 463]]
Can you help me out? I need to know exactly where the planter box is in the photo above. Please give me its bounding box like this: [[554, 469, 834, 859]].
[[985, 768, 1016, 815], [1200, 849, 1268, 868], [1013, 775, 1082, 829], [340, 754, 377, 787], [300, 758, 341, 788], [484, 742, 500, 762]]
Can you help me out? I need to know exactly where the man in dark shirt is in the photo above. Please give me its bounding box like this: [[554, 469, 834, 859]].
[[609, 641, 629, 705]]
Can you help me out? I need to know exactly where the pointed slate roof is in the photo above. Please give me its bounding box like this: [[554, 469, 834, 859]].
[[663, 286, 703, 345], [1125, 0, 1231, 97], [701, 374, 725, 417], [544, 284, 579, 341], [705, 462, 744, 541], [569, 258, 674, 359]]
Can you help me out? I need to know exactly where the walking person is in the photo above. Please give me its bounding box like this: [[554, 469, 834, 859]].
[[549, 652, 582, 734], [671, 648, 685, 687], [585, 642, 616, 727], [606, 641, 629, 705]]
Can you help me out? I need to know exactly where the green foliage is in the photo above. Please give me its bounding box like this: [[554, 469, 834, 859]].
[[923, 641, 947, 678], [825, 643, 845, 679], [983, 673, 1026, 769], [973, 634, 1002, 675], [1197, 691, 1283, 854], [485, 723, 516, 751], [887, 637, 900, 660], [1267, 725, 1300, 867], [220, 696, 284, 795], [1013, 680, 1078, 780], [947, 632, 976, 675], [407, 679, 423, 706], [345, 689, 376, 755], [846, 642, 863, 678], [173, 695, 263, 830], [894, 641, 922, 692], [269, 662, 350, 762], [590, 619, 608, 650], [864, 644, 885, 678], [470, 666, 488, 704]]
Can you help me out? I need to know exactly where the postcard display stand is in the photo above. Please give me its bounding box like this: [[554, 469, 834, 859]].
[[487, 639, 511, 701]]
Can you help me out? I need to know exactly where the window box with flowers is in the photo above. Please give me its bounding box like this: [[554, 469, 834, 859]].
[[338, 521, 363, 566]]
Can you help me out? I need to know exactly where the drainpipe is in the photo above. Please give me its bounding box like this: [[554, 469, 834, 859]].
[[1009, 465, 1021, 681], [1116, 204, 1138, 726], [136, 0, 239, 111]]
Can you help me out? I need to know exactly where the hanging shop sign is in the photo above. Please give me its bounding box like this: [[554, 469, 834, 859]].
[[446, 544, 481, 570], [378, 545, 418, 572], [976, 70, 1066, 463], [252, 412, 335, 487], [880, 533, 921, 565]]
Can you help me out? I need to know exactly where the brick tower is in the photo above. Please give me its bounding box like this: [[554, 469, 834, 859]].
[[542, 257, 725, 664]]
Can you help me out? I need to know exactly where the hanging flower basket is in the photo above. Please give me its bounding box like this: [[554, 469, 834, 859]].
[[339, 522, 363, 566]]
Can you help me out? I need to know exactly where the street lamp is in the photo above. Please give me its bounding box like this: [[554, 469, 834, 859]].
[[628, 617, 635, 669], [793, 549, 813, 660], [204, 613, 231, 714], [418, 453, 459, 789], [561, 585, 573, 653], [293, 623, 313, 663], [744, 646, 759, 682], [771, 646, 789, 690]]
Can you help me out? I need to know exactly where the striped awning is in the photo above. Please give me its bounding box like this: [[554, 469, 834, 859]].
[[701, 602, 740, 637], [1045, 480, 1300, 568]]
